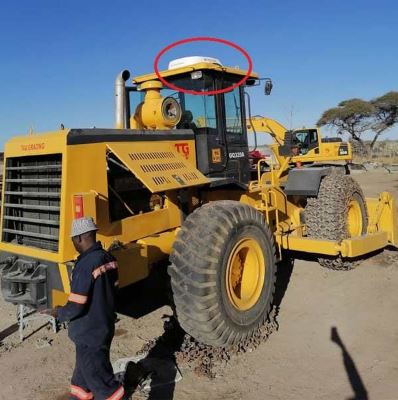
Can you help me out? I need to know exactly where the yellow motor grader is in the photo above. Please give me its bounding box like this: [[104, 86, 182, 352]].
[[0, 56, 397, 346]]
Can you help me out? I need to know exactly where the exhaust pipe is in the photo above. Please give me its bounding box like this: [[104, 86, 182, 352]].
[[115, 70, 131, 129]]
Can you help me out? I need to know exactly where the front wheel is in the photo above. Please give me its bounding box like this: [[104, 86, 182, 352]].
[[168, 200, 276, 347]]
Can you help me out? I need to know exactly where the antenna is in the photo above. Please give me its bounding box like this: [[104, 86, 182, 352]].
[[289, 104, 294, 130]]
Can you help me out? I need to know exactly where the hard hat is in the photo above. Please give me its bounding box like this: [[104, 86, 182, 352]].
[[70, 217, 98, 238]]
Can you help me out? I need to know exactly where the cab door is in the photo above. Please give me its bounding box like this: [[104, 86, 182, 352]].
[[294, 129, 320, 155], [219, 83, 251, 183]]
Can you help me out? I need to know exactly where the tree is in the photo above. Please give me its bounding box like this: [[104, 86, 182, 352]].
[[317, 99, 375, 152], [369, 91, 398, 151]]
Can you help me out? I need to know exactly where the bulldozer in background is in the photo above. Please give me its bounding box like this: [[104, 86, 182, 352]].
[[0, 56, 397, 346]]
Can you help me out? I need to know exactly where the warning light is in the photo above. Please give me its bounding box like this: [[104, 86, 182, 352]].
[[73, 195, 84, 218]]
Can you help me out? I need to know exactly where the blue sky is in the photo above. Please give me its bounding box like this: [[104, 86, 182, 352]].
[[0, 0, 397, 148]]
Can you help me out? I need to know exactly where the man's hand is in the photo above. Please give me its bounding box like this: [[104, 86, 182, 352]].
[[40, 306, 60, 318]]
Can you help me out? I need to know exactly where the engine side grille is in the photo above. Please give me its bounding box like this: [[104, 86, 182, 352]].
[[106, 142, 209, 193], [2, 154, 62, 252]]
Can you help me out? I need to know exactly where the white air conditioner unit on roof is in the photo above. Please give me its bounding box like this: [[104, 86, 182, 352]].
[[168, 56, 223, 70]]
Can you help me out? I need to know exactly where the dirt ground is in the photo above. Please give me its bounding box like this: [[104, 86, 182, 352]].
[[0, 170, 397, 400]]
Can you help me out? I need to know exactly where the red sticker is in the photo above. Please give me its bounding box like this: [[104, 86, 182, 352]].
[[153, 37, 253, 96]]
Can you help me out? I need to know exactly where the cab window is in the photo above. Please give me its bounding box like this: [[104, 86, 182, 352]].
[[295, 131, 308, 145], [166, 74, 217, 130], [309, 129, 318, 143], [294, 129, 318, 146], [176, 92, 217, 130]]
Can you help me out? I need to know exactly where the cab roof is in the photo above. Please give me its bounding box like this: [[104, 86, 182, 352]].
[[132, 62, 259, 84]]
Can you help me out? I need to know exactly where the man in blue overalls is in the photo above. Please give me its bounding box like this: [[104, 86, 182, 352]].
[[54, 217, 125, 400]]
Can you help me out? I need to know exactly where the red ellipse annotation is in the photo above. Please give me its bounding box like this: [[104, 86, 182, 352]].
[[153, 36, 253, 96]]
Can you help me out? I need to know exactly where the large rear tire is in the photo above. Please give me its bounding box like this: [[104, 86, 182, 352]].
[[305, 173, 368, 270], [168, 200, 276, 347]]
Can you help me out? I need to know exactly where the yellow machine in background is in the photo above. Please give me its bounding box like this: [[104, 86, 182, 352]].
[[0, 56, 396, 347], [246, 116, 352, 165]]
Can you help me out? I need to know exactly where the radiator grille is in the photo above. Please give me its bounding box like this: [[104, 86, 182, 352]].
[[2, 154, 62, 252]]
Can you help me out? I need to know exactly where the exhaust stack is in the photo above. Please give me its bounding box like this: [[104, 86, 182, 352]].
[[115, 70, 131, 129]]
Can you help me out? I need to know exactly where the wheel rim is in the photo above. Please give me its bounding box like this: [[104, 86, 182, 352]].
[[347, 198, 363, 237], [226, 238, 265, 311]]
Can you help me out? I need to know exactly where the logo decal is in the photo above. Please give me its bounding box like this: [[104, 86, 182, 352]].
[[175, 142, 190, 160], [21, 143, 45, 151]]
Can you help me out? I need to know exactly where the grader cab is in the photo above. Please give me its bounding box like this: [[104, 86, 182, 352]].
[[0, 56, 397, 346]]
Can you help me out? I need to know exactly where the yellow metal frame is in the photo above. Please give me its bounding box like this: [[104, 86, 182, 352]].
[[367, 192, 398, 245], [133, 62, 258, 84], [275, 232, 391, 258], [1, 130, 397, 308], [0, 63, 396, 311], [248, 159, 398, 260], [0, 130, 195, 294]]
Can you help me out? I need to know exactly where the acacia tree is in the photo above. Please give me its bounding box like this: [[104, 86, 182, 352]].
[[318, 93, 398, 154], [317, 99, 375, 152], [369, 91, 398, 151]]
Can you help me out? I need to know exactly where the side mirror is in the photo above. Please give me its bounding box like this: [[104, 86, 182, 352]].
[[264, 79, 273, 95]]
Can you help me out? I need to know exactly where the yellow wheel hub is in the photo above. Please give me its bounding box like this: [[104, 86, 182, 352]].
[[226, 238, 265, 311], [347, 199, 363, 237]]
